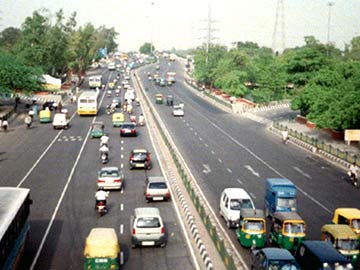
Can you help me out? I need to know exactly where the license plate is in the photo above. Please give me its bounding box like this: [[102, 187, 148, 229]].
[[135, 164, 144, 167], [153, 197, 163, 201], [142, 241, 155, 246]]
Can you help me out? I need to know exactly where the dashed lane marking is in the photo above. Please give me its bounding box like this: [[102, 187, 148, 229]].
[[211, 150, 215, 155], [227, 168, 232, 173], [218, 158, 223, 163], [205, 144, 208, 147], [120, 224, 124, 234], [250, 192, 256, 199], [120, 204, 124, 211], [237, 179, 243, 185]]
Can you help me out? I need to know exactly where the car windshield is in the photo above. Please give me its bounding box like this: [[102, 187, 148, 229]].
[[133, 153, 147, 160], [268, 261, 299, 270], [243, 220, 264, 231], [277, 198, 296, 209], [336, 239, 359, 250], [100, 170, 119, 177], [283, 222, 305, 234], [136, 217, 160, 228], [149, 182, 167, 189], [351, 219, 360, 229], [122, 124, 134, 129]]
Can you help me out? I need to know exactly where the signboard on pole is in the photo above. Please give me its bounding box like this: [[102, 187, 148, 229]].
[[345, 129, 360, 142]]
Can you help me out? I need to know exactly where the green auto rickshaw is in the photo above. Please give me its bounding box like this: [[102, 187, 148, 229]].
[[155, 94, 163, 104], [90, 122, 105, 138], [39, 109, 51, 123], [268, 212, 306, 252], [84, 228, 120, 270], [236, 209, 266, 248], [321, 224, 359, 265]]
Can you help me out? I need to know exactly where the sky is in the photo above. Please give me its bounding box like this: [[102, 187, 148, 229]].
[[1, 0, 359, 52]]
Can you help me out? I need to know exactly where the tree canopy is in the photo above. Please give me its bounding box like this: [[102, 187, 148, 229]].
[[139, 42, 155, 55]]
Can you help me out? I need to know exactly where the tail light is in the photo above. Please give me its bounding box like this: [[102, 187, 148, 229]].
[[130, 155, 133, 161], [97, 179, 105, 183], [131, 129, 136, 133], [146, 155, 151, 161], [132, 228, 136, 235], [165, 192, 170, 197], [145, 193, 151, 198], [114, 179, 122, 183], [161, 227, 165, 234]]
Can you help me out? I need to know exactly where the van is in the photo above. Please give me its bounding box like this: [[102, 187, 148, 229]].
[[219, 188, 255, 228], [144, 177, 171, 202], [130, 207, 166, 248], [52, 113, 69, 129]]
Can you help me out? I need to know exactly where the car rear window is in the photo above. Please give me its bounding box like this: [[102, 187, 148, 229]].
[[136, 217, 160, 228], [122, 124, 135, 129], [100, 170, 119, 177], [149, 182, 167, 189], [133, 153, 147, 160]]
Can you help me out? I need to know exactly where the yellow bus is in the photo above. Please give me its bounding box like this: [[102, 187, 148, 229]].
[[77, 90, 99, 116]]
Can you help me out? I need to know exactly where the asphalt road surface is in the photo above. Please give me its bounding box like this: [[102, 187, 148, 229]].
[[139, 58, 360, 268], [0, 65, 196, 270]]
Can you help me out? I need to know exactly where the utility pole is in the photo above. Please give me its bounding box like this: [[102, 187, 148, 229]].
[[272, 0, 286, 54], [200, 0, 217, 66], [327, 1, 334, 44]]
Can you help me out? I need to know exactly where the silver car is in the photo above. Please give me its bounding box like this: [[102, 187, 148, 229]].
[[145, 177, 171, 202], [97, 167, 124, 190], [131, 207, 166, 248]]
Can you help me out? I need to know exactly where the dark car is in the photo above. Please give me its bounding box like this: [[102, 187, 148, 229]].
[[42, 101, 55, 111], [251, 248, 300, 270], [159, 78, 166, 87], [112, 98, 121, 108], [129, 149, 151, 170], [155, 78, 161, 86], [120, 122, 137, 137], [295, 241, 354, 270]]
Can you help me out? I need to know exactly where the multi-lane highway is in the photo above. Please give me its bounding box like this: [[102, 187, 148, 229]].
[[138, 58, 360, 267], [0, 66, 197, 269]]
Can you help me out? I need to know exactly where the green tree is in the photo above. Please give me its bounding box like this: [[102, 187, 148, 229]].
[[93, 26, 118, 60], [0, 27, 22, 51], [139, 42, 154, 55]]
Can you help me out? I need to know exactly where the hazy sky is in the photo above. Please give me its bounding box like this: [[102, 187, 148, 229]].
[[1, 0, 359, 51]]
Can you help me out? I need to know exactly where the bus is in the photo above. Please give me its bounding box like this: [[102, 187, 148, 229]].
[[77, 90, 99, 116], [89, 75, 102, 89], [0, 187, 32, 270]]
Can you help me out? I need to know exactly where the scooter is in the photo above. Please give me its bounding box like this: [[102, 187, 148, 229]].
[[347, 171, 359, 188], [95, 201, 108, 216], [100, 153, 108, 164], [24, 116, 32, 129]]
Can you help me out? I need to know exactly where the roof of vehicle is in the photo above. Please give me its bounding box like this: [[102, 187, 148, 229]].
[[148, 176, 166, 183], [134, 207, 160, 217], [92, 121, 104, 126], [0, 187, 30, 241], [223, 188, 252, 199], [260, 248, 295, 260], [241, 209, 265, 219], [299, 241, 349, 263], [333, 208, 360, 219], [131, 149, 148, 154], [84, 228, 119, 258], [321, 224, 358, 239], [266, 178, 294, 186], [273, 212, 304, 222], [100, 166, 119, 172]]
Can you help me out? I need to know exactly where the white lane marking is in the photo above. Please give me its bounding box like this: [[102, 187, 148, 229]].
[[293, 166, 312, 179], [121, 163, 124, 169], [199, 137, 203, 141], [202, 164, 211, 174], [29, 126, 91, 269], [120, 203, 124, 211], [208, 120, 332, 214], [120, 252, 124, 265], [121, 146, 124, 151], [194, 132, 197, 136], [218, 158, 223, 163], [205, 143, 208, 147], [211, 150, 215, 155], [190, 127, 193, 131], [237, 179, 243, 185], [120, 154, 124, 159], [227, 168, 232, 173], [244, 165, 260, 178], [186, 123, 189, 126], [120, 224, 124, 234], [121, 140, 124, 144], [183, 119, 186, 122], [120, 188, 124, 194], [250, 192, 256, 199], [57, 139, 62, 142]]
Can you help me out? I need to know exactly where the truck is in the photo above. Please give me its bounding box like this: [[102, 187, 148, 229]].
[[166, 72, 176, 85], [264, 178, 297, 217], [169, 53, 176, 61]]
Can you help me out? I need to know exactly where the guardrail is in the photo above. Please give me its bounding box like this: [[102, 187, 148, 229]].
[[134, 72, 240, 270], [272, 122, 359, 167]]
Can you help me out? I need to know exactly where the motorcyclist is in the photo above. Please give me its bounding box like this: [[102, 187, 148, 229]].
[[138, 113, 145, 125], [130, 115, 137, 124], [127, 103, 133, 114], [135, 97, 140, 106], [99, 144, 109, 159], [349, 162, 358, 180], [100, 134, 109, 147], [110, 102, 117, 112], [281, 129, 289, 144], [95, 186, 109, 208]]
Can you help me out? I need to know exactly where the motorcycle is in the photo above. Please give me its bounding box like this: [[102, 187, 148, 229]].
[[24, 116, 32, 129], [138, 116, 145, 126], [347, 171, 359, 188], [95, 201, 108, 216], [100, 152, 108, 164]]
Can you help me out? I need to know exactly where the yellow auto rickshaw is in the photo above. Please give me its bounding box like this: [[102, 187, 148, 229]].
[[332, 208, 360, 243], [84, 228, 120, 270], [155, 94, 163, 104], [39, 109, 51, 123], [112, 112, 125, 127], [321, 224, 359, 264], [108, 82, 115, 90]]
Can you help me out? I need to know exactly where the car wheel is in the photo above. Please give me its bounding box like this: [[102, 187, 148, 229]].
[[226, 220, 232, 229]]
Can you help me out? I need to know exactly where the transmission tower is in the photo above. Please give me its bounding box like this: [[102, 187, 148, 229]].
[[272, 0, 286, 54]]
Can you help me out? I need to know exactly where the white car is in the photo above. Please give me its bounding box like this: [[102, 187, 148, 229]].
[[97, 167, 124, 190], [108, 62, 116, 71], [219, 188, 255, 228], [172, 104, 184, 117], [53, 113, 69, 129], [121, 80, 129, 86]]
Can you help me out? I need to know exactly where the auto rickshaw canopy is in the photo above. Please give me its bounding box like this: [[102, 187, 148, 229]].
[[273, 212, 306, 236], [332, 208, 360, 225], [240, 209, 266, 233], [84, 228, 120, 258], [112, 113, 125, 122], [321, 224, 358, 240]]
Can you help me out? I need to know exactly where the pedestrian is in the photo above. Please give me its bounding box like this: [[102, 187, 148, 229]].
[[58, 101, 63, 113], [2, 118, 9, 132], [14, 95, 20, 112], [69, 93, 74, 104]]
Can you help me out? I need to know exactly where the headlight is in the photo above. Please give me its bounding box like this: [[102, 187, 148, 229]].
[[346, 263, 353, 270], [323, 263, 330, 269]]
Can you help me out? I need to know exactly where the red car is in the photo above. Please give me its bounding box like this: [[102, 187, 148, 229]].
[[120, 122, 137, 137]]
